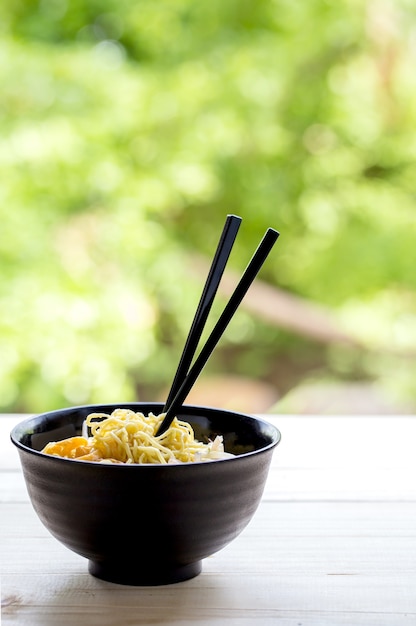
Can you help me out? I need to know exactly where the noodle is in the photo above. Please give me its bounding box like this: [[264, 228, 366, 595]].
[[41, 409, 233, 464]]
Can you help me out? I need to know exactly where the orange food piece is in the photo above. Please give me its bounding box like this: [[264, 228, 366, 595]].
[[42, 436, 93, 459], [42, 436, 123, 463]]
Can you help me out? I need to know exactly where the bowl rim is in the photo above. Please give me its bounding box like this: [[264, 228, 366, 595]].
[[10, 402, 281, 468]]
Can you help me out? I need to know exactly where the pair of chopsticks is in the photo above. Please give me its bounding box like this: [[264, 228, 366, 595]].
[[155, 215, 279, 436]]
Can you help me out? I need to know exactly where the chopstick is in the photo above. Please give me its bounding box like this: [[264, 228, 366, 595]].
[[156, 227, 280, 436], [163, 214, 242, 411]]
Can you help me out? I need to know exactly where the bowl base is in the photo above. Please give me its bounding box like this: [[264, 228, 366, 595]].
[[88, 559, 203, 586]]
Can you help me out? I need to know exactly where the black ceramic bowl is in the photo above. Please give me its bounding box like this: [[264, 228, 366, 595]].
[[11, 402, 280, 586]]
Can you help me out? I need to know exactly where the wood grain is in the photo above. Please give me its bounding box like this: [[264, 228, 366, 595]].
[[2, 414, 416, 625]]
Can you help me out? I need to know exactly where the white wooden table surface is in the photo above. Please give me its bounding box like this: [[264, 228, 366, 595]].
[[1, 414, 416, 625]]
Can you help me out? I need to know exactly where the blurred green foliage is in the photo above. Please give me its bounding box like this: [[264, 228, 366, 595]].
[[1, 0, 416, 413]]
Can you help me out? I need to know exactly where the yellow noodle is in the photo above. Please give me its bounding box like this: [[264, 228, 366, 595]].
[[42, 409, 231, 464]]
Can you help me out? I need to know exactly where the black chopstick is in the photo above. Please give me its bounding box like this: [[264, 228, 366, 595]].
[[163, 214, 242, 411], [156, 227, 279, 436]]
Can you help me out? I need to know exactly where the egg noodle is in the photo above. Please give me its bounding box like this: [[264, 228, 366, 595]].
[[41, 408, 232, 464]]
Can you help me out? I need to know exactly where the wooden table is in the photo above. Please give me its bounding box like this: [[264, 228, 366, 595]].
[[1, 414, 416, 625]]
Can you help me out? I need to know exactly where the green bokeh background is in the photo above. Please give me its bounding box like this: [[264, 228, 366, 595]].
[[1, 0, 416, 414]]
